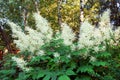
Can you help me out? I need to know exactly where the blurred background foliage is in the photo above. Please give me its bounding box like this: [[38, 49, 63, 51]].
[[0, 0, 120, 29], [0, 0, 113, 29]]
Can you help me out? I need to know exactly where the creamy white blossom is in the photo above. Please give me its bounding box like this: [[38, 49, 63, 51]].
[[7, 21, 24, 38], [93, 28, 103, 45], [54, 52, 60, 58], [36, 50, 45, 56], [99, 9, 111, 27], [12, 56, 30, 71], [114, 27, 120, 40], [78, 10, 113, 50], [99, 27, 113, 40], [67, 54, 71, 58], [8, 13, 53, 53], [99, 9, 113, 40], [94, 46, 100, 52], [78, 21, 95, 48], [33, 13, 53, 42], [25, 27, 44, 52], [110, 27, 120, 46], [89, 56, 96, 62], [8, 21, 30, 52], [8, 21, 45, 53], [71, 44, 76, 51], [61, 23, 75, 45]]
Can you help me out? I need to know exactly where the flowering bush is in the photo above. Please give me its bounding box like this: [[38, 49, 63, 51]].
[[0, 10, 120, 80]]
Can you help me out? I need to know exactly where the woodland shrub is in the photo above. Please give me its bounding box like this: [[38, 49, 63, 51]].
[[0, 9, 120, 80]]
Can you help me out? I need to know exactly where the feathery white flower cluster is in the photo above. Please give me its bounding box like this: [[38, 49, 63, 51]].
[[25, 27, 44, 52], [53, 52, 60, 58], [33, 13, 53, 42], [99, 27, 113, 40], [110, 27, 120, 46], [61, 23, 75, 45], [99, 9, 111, 27], [78, 9, 113, 53], [12, 56, 30, 71], [78, 21, 95, 48], [114, 27, 120, 40], [36, 50, 45, 56], [99, 9, 113, 41], [8, 22, 44, 53], [89, 56, 96, 62], [8, 9, 120, 65], [8, 22, 29, 52], [8, 13, 53, 53]]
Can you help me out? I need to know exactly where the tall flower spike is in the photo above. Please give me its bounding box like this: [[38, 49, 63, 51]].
[[7, 21, 23, 38], [8, 21, 45, 53], [61, 23, 75, 45], [99, 10, 113, 40], [8, 21, 29, 52], [25, 27, 44, 52], [78, 21, 94, 49], [12, 56, 30, 72], [33, 13, 53, 42], [99, 9, 111, 27]]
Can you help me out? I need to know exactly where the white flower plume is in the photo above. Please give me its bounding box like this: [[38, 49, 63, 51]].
[[8, 21, 44, 53], [78, 21, 95, 48], [33, 13, 53, 42], [99, 9, 111, 27], [61, 23, 75, 45], [12, 56, 30, 72], [8, 13, 54, 53], [78, 20, 111, 51]]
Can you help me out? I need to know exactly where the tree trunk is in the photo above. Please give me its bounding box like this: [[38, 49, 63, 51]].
[[22, 8, 28, 30], [80, 0, 84, 25], [35, 0, 40, 14], [0, 26, 13, 53], [57, 0, 62, 26]]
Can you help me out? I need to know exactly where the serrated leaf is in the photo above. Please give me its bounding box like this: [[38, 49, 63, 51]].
[[80, 48, 88, 53], [72, 50, 81, 55], [0, 69, 16, 75], [77, 65, 94, 74], [96, 51, 111, 58], [90, 61, 108, 66], [51, 75, 57, 80], [37, 72, 45, 79], [43, 74, 51, 80], [103, 75, 115, 80], [66, 69, 76, 75], [79, 76, 91, 80], [18, 72, 26, 80], [58, 75, 70, 80]]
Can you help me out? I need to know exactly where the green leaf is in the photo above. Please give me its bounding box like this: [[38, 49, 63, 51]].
[[0, 69, 16, 75], [77, 65, 94, 74], [103, 75, 115, 80], [51, 75, 57, 80], [37, 72, 45, 79], [43, 74, 51, 80], [71, 50, 81, 55], [79, 76, 91, 80], [80, 48, 88, 53], [96, 51, 111, 58], [66, 69, 76, 75], [58, 75, 70, 80], [18, 72, 26, 80], [90, 61, 108, 66]]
